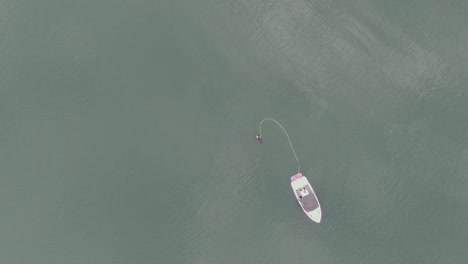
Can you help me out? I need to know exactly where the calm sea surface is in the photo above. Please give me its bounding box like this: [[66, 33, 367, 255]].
[[1, 0, 467, 263]]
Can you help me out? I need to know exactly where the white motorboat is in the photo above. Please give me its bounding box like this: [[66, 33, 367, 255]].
[[290, 173, 322, 223]]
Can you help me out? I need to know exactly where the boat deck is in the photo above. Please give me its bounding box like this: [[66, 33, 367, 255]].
[[295, 185, 319, 212]]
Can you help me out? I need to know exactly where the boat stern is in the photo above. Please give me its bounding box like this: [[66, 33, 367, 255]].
[[290, 173, 304, 182]]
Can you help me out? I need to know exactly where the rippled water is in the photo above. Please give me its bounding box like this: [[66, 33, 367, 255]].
[[0, 0, 467, 263]]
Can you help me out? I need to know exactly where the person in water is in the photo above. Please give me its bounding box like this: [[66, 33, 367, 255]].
[[255, 134, 263, 144]]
